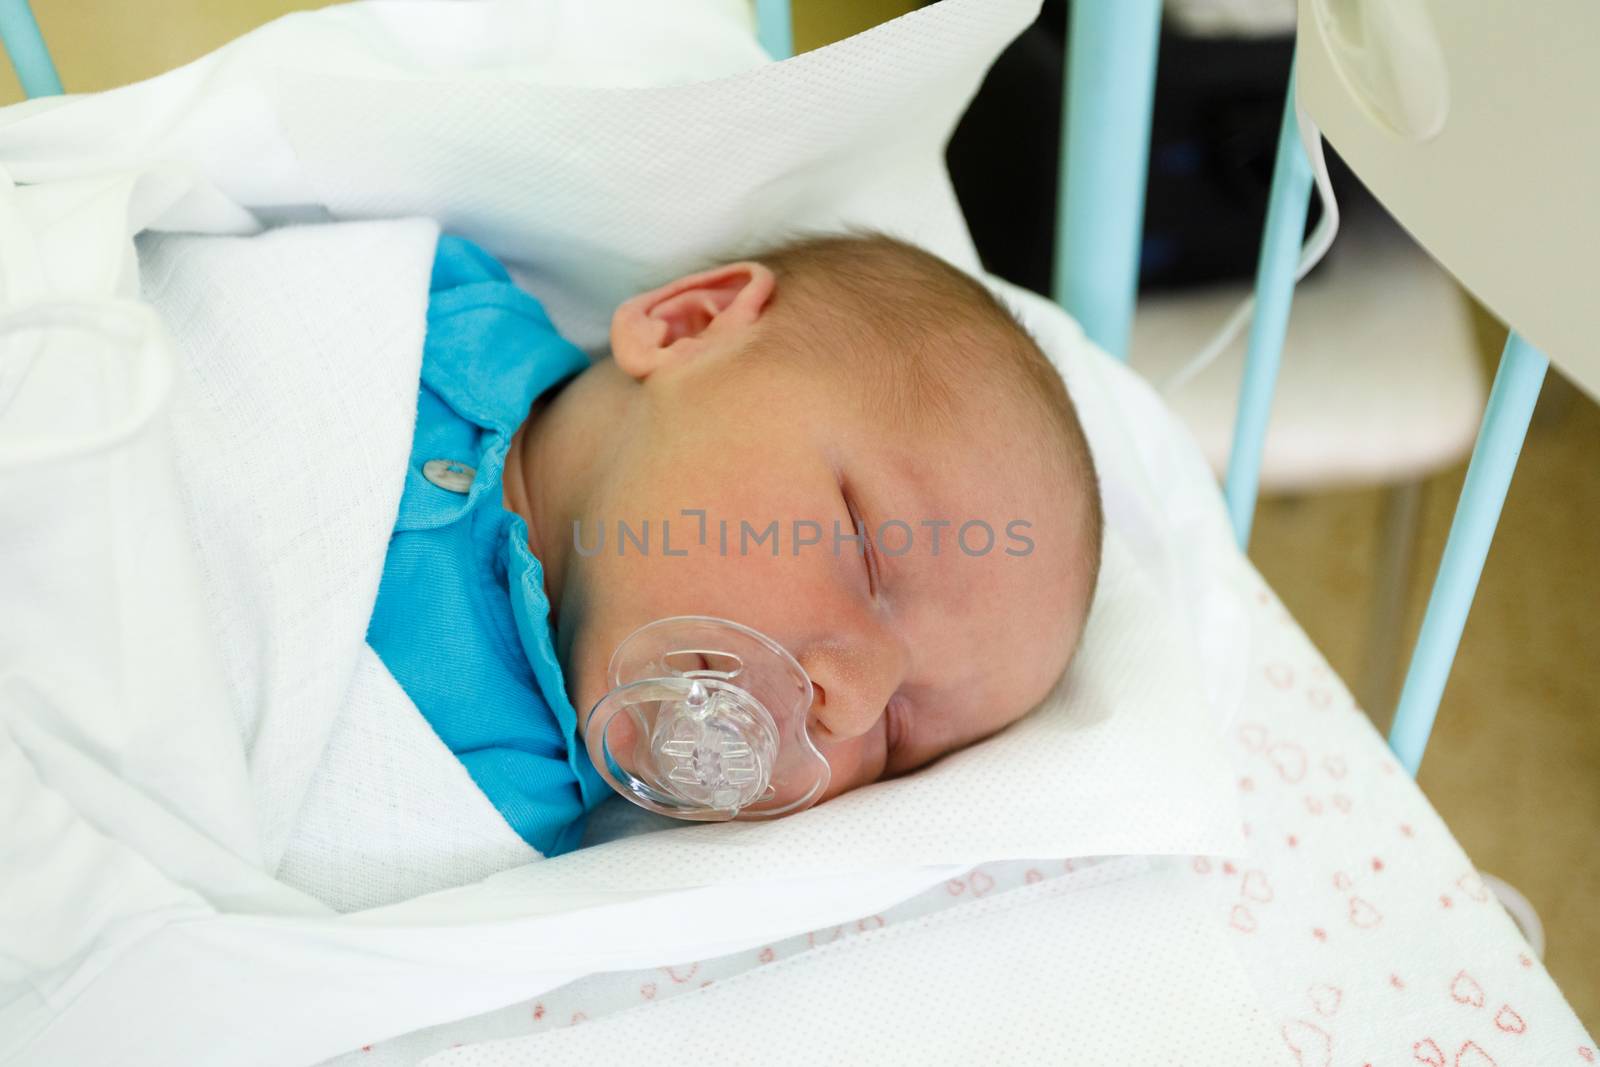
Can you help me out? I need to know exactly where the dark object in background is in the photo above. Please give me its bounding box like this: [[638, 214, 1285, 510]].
[[945, 0, 1336, 298]]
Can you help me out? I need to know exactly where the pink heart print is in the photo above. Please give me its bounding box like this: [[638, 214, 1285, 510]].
[[1493, 1004, 1526, 1034], [1241, 869, 1274, 902], [1269, 742, 1309, 782], [1348, 896, 1383, 928], [1307, 984, 1342, 1017], [1280, 1019, 1332, 1067], [1450, 970, 1486, 1008], [1413, 1037, 1445, 1066]]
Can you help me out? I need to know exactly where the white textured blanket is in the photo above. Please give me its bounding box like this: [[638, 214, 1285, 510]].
[[0, 2, 1255, 1063]]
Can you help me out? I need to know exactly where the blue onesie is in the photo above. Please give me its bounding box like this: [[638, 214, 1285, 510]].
[[367, 236, 608, 857]]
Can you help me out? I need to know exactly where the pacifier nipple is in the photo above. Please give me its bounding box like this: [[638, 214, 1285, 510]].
[[651, 679, 773, 811]]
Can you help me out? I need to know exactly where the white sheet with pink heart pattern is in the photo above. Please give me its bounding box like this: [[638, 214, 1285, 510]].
[[1188, 574, 1593, 1066]]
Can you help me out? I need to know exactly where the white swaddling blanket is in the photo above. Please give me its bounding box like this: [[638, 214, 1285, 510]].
[[0, 2, 1255, 1063]]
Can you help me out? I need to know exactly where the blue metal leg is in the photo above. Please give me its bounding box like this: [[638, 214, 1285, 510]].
[[1054, 0, 1161, 361], [1223, 65, 1313, 548], [1389, 332, 1549, 777], [755, 0, 793, 60], [0, 0, 61, 98]]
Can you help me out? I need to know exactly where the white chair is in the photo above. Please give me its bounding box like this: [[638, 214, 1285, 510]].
[[1128, 197, 1486, 712]]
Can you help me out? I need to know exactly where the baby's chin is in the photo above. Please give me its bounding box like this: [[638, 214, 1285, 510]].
[[568, 670, 607, 737]]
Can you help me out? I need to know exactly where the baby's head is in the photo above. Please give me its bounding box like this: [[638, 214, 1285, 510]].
[[519, 233, 1102, 810]]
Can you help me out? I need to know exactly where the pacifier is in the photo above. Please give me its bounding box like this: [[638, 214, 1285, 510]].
[[584, 616, 829, 821]]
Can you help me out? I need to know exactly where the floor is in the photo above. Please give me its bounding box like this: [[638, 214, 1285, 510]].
[[4, 0, 1593, 1034], [1250, 324, 1600, 1029]]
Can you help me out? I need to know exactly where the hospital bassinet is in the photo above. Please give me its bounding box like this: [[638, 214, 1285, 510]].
[[0, 1, 1594, 1063]]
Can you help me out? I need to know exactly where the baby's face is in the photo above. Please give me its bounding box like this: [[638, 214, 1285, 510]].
[[556, 333, 1092, 806]]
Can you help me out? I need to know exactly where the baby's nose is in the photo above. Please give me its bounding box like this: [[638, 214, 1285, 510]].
[[797, 637, 906, 744]]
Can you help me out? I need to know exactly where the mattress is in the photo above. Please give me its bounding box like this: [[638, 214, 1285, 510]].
[[321, 558, 1595, 1066]]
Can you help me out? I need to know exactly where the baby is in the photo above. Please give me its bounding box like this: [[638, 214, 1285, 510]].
[[367, 232, 1102, 856]]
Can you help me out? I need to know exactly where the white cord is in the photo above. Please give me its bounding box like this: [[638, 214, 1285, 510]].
[[1480, 872, 1546, 960], [1158, 101, 1341, 395]]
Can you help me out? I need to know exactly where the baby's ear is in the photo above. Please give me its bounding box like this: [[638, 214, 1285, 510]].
[[610, 262, 775, 380]]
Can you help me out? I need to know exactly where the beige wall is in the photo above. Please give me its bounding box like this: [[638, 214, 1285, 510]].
[[795, 0, 918, 51], [1, 2, 333, 103]]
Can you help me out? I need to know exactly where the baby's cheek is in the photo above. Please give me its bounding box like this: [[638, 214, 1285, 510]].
[[816, 734, 885, 803]]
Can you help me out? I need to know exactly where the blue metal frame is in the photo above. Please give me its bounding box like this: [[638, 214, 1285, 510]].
[[0, 0, 61, 98], [755, 0, 793, 61], [1055, 0, 1161, 361], [1223, 65, 1314, 548], [1389, 333, 1548, 775]]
